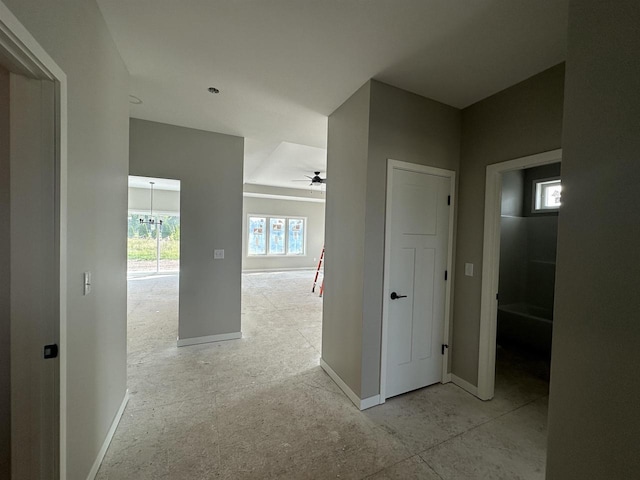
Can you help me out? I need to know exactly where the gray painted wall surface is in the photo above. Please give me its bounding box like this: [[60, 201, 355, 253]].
[[452, 64, 565, 385], [3, 1, 130, 477], [0, 65, 9, 478], [128, 186, 180, 214], [242, 195, 325, 271], [129, 119, 244, 341], [361, 81, 460, 398], [322, 82, 370, 397], [546, 2, 640, 478], [323, 80, 460, 400]]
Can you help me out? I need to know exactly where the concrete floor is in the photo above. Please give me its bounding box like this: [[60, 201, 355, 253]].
[[97, 271, 549, 479]]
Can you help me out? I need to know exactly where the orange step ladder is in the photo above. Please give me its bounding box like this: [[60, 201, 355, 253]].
[[312, 246, 324, 296]]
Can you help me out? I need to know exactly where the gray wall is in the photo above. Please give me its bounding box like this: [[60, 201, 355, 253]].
[[3, 1, 130, 478], [0, 64, 9, 478], [546, 2, 640, 478], [362, 81, 460, 398], [452, 64, 565, 385], [323, 80, 460, 399], [242, 188, 325, 271], [130, 119, 244, 341], [128, 186, 180, 214], [323, 81, 370, 397]]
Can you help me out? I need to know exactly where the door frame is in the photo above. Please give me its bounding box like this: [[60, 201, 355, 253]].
[[380, 159, 456, 403], [477, 149, 562, 400], [0, 2, 68, 477]]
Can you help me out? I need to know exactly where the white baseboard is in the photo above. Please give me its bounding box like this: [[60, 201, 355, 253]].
[[451, 374, 479, 397], [320, 358, 380, 411], [86, 389, 129, 480], [177, 331, 242, 347], [242, 267, 315, 273], [442, 372, 452, 383]]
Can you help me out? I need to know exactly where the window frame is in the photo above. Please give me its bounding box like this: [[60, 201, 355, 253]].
[[532, 177, 562, 212], [247, 214, 307, 257]]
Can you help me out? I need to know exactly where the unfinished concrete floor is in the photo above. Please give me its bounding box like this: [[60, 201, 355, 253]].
[[96, 271, 549, 479]]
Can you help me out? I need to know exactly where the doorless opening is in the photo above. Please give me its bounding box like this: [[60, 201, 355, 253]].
[[477, 149, 562, 400]]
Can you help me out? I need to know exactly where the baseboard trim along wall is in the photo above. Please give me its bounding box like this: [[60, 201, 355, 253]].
[[320, 358, 380, 411], [87, 389, 129, 480], [451, 374, 479, 397], [242, 267, 316, 273], [176, 331, 242, 347]]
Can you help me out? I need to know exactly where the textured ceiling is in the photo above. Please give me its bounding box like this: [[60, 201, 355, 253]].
[[98, 0, 568, 189]]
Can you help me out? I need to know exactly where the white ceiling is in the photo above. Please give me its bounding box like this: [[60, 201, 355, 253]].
[[98, 0, 568, 190], [129, 175, 180, 191]]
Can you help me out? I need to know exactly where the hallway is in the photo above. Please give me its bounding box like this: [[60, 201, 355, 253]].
[[97, 271, 549, 479]]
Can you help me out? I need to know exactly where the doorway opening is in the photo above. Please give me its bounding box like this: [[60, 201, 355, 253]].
[[477, 149, 562, 400], [127, 175, 180, 368], [0, 6, 68, 477]]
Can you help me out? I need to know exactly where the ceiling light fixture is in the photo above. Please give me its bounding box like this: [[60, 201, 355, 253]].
[[139, 182, 162, 227], [208, 86, 220, 94]]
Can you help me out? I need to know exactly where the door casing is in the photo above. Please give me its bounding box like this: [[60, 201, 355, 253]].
[[0, 3, 68, 477], [380, 159, 456, 403], [477, 149, 562, 400]]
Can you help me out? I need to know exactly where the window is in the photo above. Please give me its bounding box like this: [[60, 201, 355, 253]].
[[248, 215, 306, 256], [534, 178, 562, 212]]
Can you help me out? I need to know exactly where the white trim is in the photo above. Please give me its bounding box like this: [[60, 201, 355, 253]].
[[477, 149, 562, 400], [86, 389, 129, 480], [243, 192, 325, 203], [177, 331, 242, 347], [320, 359, 380, 410], [380, 159, 456, 403], [242, 267, 315, 273], [451, 374, 479, 397], [0, 3, 68, 476]]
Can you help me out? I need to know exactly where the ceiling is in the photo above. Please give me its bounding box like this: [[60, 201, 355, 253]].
[[129, 175, 180, 191], [97, 0, 568, 190]]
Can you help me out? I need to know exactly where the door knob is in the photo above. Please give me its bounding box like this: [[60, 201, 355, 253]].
[[390, 291, 407, 300]]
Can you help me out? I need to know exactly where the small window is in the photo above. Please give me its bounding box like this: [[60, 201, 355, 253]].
[[534, 178, 562, 212], [247, 215, 306, 256]]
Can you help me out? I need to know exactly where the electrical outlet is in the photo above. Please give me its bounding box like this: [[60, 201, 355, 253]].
[[214, 249, 224, 260]]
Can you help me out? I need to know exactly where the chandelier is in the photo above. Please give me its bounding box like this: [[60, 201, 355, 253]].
[[139, 181, 163, 226]]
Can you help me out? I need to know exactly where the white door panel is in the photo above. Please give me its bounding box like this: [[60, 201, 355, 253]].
[[385, 165, 450, 399]]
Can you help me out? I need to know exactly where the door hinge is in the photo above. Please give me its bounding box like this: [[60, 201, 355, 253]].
[[444, 270, 448, 281], [43, 344, 58, 359], [447, 195, 451, 206], [441, 344, 449, 355]]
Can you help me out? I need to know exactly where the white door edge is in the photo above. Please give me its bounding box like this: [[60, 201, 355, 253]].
[[0, 2, 68, 477], [380, 159, 456, 402], [477, 149, 562, 400]]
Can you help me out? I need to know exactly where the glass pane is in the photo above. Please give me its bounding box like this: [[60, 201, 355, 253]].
[[249, 217, 266, 255], [543, 183, 562, 208], [158, 215, 180, 271], [269, 218, 286, 254], [127, 213, 159, 273], [287, 219, 304, 255]]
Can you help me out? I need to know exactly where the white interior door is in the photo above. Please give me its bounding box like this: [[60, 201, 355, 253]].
[[385, 165, 451, 399], [10, 73, 59, 478]]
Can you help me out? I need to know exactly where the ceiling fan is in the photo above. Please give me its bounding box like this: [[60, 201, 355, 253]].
[[293, 171, 327, 186]]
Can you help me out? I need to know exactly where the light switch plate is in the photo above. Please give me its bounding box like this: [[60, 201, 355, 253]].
[[464, 263, 474, 277], [214, 249, 224, 260], [83, 271, 92, 295]]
